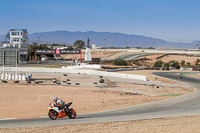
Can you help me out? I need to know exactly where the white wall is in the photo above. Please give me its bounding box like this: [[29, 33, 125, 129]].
[[0, 67, 147, 81]]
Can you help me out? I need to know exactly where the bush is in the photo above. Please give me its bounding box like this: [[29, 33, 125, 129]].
[[169, 60, 180, 69], [113, 59, 128, 66], [181, 60, 185, 66], [186, 62, 191, 67], [153, 60, 163, 67]]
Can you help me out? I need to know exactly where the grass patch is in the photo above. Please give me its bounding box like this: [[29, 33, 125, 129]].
[[159, 94, 182, 96]]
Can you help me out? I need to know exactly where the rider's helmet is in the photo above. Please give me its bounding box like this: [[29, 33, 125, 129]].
[[52, 96, 57, 101]]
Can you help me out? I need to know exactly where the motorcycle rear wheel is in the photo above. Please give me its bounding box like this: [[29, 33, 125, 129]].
[[68, 108, 76, 119], [48, 110, 58, 120]]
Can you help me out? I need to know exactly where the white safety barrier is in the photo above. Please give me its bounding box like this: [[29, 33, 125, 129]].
[[0, 67, 147, 81], [63, 63, 102, 69], [0, 73, 32, 81]]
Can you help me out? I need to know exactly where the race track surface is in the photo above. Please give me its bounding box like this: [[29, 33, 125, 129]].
[[0, 72, 200, 128]]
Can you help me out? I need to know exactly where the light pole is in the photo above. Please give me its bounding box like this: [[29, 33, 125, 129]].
[[104, 39, 106, 53], [38, 36, 40, 45]]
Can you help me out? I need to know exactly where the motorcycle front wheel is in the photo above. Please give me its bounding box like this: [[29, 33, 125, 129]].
[[68, 108, 76, 119], [48, 110, 58, 120]]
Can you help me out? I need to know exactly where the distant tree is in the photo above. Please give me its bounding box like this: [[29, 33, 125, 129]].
[[153, 60, 163, 67], [147, 47, 155, 49], [113, 59, 128, 66], [195, 59, 200, 66], [186, 62, 191, 67], [180, 60, 185, 66], [73, 40, 85, 49], [169, 60, 180, 69], [164, 62, 169, 69], [28, 44, 50, 56], [65, 46, 74, 50]]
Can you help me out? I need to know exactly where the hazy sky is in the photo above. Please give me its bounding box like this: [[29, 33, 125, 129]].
[[0, 0, 200, 42]]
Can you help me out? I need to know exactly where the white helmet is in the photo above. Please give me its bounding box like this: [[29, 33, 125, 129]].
[[52, 96, 57, 101]]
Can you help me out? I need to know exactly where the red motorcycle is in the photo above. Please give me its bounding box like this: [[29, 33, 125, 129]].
[[48, 102, 76, 120]]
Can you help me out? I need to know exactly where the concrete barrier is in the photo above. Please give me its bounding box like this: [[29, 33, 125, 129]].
[[62, 63, 102, 69], [0, 67, 147, 81], [0, 72, 32, 81]]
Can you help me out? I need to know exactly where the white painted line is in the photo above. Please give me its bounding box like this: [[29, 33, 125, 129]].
[[0, 118, 17, 121]]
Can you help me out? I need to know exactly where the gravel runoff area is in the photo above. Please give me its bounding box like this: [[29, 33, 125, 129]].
[[0, 70, 195, 132]]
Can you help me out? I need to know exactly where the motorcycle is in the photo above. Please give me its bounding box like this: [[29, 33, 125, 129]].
[[48, 102, 76, 120], [179, 73, 183, 79]]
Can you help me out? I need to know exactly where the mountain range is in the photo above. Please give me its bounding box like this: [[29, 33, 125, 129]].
[[0, 30, 198, 49]]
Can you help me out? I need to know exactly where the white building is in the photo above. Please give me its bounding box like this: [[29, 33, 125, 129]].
[[92, 43, 101, 49], [3, 29, 28, 48]]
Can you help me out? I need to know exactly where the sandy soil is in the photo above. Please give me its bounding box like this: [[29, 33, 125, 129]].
[[160, 55, 199, 65], [0, 71, 195, 133], [2, 115, 200, 133], [0, 72, 192, 119], [0, 82, 182, 119], [56, 51, 117, 60]]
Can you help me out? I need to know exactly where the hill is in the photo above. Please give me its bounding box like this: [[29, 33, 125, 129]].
[[0, 30, 197, 49]]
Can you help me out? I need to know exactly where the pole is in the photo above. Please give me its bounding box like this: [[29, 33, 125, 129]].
[[34, 50, 36, 62], [16, 49, 18, 74], [3, 50, 4, 73], [80, 50, 82, 63], [104, 39, 106, 53]]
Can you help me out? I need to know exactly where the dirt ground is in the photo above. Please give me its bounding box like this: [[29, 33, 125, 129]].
[[0, 71, 196, 133], [160, 55, 200, 65], [0, 72, 192, 119], [56, 51, 117, 60], [2, 115, 200, 133]]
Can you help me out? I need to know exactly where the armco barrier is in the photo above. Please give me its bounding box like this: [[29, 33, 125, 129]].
[[0, 67, 147, 81], [192, 68, 200, 71]]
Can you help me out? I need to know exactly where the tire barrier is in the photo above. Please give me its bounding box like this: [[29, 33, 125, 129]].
[[67, 83, 71, 85], [14, 81, 19, 83], [106, 67, 170, 72], [52, 78, 57, 83], [35, 81, 40, 84], [2, 80, 7, 83], [75, 83, 80, 85], [94, 82, 97, 84], [67, 79, 70, 81], [27, 81, 31, 84], [192, 68, 200, 71], [0, 73, 32, 81], [99, 79, 104, 83], [63, 74, 68, 76], [63, 81, 66, 83], [106, 67, 145, 72], [99, 76, 103, 78], [57, 82, 61, 85]]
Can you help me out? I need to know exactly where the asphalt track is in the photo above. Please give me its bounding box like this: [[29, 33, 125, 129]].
[[0, 72, 200, 128]]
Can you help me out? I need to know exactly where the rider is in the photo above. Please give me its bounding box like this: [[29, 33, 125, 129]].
[[179, 73, 183, 79], [52, 96, 69, 113], [52, 96, 65, 106]]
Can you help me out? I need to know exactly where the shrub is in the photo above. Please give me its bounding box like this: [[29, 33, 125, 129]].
[[153, 60, 163, 67], [181, 60, 185, 66], [113, 59, 128, 66], [169, 60, 180, 69]]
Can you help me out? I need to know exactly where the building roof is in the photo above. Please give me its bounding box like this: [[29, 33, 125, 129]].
[[10, 29, 28, 32]]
